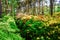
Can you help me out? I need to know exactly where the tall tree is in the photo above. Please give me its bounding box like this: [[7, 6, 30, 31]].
[[50, 0, 53, 16], [53, 0, 56, 13], [5, 0, 8, 14], [0, 0, 2, 17], [32, 0, 36, 15], [26, 0, 29, 14], [38, 0, 40, 15], [42, 0, 44, 15]]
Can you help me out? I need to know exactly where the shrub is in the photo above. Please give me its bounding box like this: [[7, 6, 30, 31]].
[[16, 18, 59, 40]]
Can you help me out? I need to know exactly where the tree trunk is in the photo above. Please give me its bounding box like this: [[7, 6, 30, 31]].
[[0, 0, 2, 17], [50, 0, 53, 16], [26, 0, 29, 14], [42, 0, 44, 15], [38, 0, 40, 15], [5, 0, 8, 14], [32, 0, 35, 15]]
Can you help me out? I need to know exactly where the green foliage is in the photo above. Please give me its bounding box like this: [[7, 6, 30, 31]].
[[0, 29, 24, 40], [16, 18, 59, 40], [0, 14, 25, 40], [0, 14, 59, 40], [0, 14, 19, 32]]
